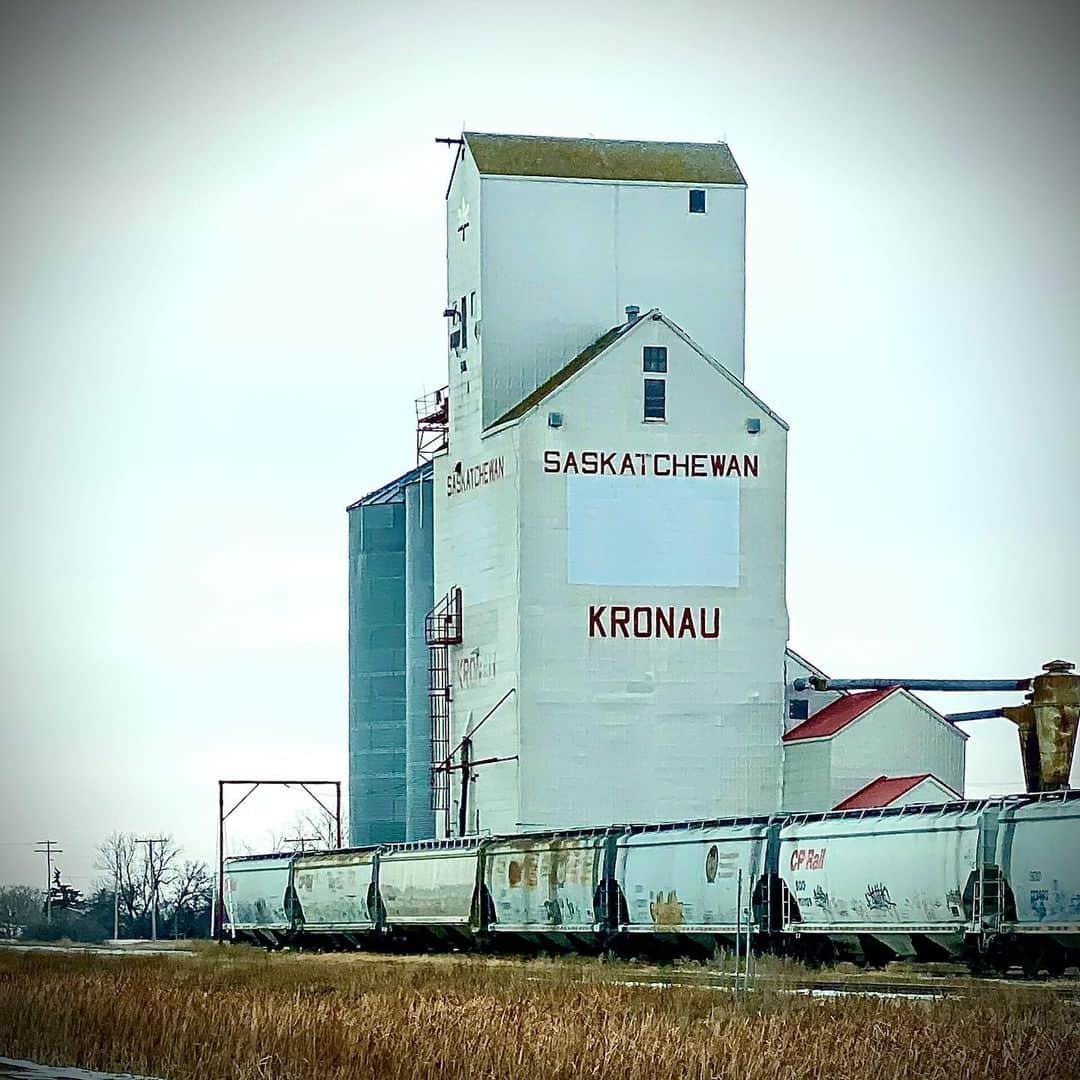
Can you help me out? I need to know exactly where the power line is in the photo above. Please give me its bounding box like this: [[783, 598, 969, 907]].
[[33, 841, 62, 925], [284, 836, 320, 854], [134, 837, 167, 942]]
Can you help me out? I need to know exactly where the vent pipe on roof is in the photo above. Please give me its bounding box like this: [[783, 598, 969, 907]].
[[625, 305, 640, 324]]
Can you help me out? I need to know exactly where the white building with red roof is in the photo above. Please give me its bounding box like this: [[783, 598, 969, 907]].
[[832, 773, 961, 811], [781, 686, 966, 813]]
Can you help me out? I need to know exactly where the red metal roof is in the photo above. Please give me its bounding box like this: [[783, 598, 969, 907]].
[[782, 686, 898, 742], [833, 773, 956, 811]]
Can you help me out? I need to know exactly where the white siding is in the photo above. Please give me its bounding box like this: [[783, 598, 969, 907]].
[[781, 739, 832, 813], [433, 423, 521, 836], [830, 692, 966, 807], [782, 690, 967, 813], [438, 153, 522, 837], [438, 142, 784, 835], [783, 649, 844, 732], [888, 775, 960, 807], [478, 175, 746, 427], [515, 319, 787, 827]]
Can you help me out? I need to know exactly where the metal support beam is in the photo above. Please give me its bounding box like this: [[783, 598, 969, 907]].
[[792, 676, 1031, 693], [215, 778, 343, 942], [945, 708, 1007, 723]]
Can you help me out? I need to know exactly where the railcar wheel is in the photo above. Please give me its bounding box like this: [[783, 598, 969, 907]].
[[1019, 945, 1044, 979], [1034, 943, 1067, 978], [801, 937, 837, 969]]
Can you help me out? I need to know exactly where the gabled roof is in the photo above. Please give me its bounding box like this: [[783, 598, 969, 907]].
[[833, 773, 960, 811], [485, 309, 787, 432], [782, 686, 897, 742], [488, 322, 630, 428], [346, 461, 432, 511], [464, 132, 745, 186]]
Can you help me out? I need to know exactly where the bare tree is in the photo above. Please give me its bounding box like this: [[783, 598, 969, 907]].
[[162, 860, 213, 938], [0, 885, 44, 938], [95, 833, 142, 929], [94, 832, 182, 936], [273, 808, 343, 853]]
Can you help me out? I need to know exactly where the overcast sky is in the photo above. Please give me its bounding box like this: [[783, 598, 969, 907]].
[[2, 1, 1078, 892]]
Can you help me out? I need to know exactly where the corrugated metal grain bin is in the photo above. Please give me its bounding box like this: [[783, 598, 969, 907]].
[[292, 850, 378, 933], [347, 463, 434, 846]]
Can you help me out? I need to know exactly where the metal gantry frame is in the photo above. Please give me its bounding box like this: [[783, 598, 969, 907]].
[[215, 779, 342, 941], [415, 386, 449, 465]]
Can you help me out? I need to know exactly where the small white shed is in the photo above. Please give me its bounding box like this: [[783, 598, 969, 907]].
[[781, 686, 967, 813]]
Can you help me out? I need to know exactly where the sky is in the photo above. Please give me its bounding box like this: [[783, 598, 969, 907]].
[[1, 0, 1078, 892]]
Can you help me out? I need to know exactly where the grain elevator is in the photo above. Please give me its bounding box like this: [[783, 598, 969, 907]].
[[347, 133, 974, 846]]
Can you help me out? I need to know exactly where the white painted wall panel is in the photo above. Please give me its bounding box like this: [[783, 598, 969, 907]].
[[478, 175, 745, 427], [781, 740, 832, 813], [783, 692, 967, 813], [829, 693, 966, 808], [516, 320, 787, 829], [438, 149, 780, 837], [567, 475, 739, 587]]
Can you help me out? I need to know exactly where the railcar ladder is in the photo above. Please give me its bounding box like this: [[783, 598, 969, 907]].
[[972, 811, 1003, 944], [426, 588, 462, 813]]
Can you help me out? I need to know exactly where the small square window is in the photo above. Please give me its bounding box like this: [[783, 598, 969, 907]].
[[644, 378, 666, 421], [643, 346, 667, 373], [689, 189, 706, 214]]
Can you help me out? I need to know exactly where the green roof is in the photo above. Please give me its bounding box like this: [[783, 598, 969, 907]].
[[464, 132, 745, 186]]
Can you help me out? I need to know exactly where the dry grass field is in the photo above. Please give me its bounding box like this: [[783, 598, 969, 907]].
[[0, 946, 1074, 1080]]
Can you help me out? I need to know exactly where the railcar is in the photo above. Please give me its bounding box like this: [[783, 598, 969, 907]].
[[222, 853, 297, 947], [482, 829, 612, 951], [376, 838, 483, 947], [991, 790, 1080, 975], [776, 801, 987, 965], [611, 818, 773, 958], [291, 848, 378, 946]]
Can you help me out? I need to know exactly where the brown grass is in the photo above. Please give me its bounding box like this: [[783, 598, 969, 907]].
[[0, 947, 1074, 1079]]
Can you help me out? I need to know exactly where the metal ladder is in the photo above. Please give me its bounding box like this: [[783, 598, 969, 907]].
[[425, 588, 462, 813], [972, 810, 1003, 943]]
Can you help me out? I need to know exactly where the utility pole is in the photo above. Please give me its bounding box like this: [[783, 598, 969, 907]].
[[34, 841, 62, 926], [135, 837, 167, 941], [113, 848, 121, 941]]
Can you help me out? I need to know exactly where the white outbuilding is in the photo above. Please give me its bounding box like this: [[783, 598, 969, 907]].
[[780, 686, 967, 813]]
